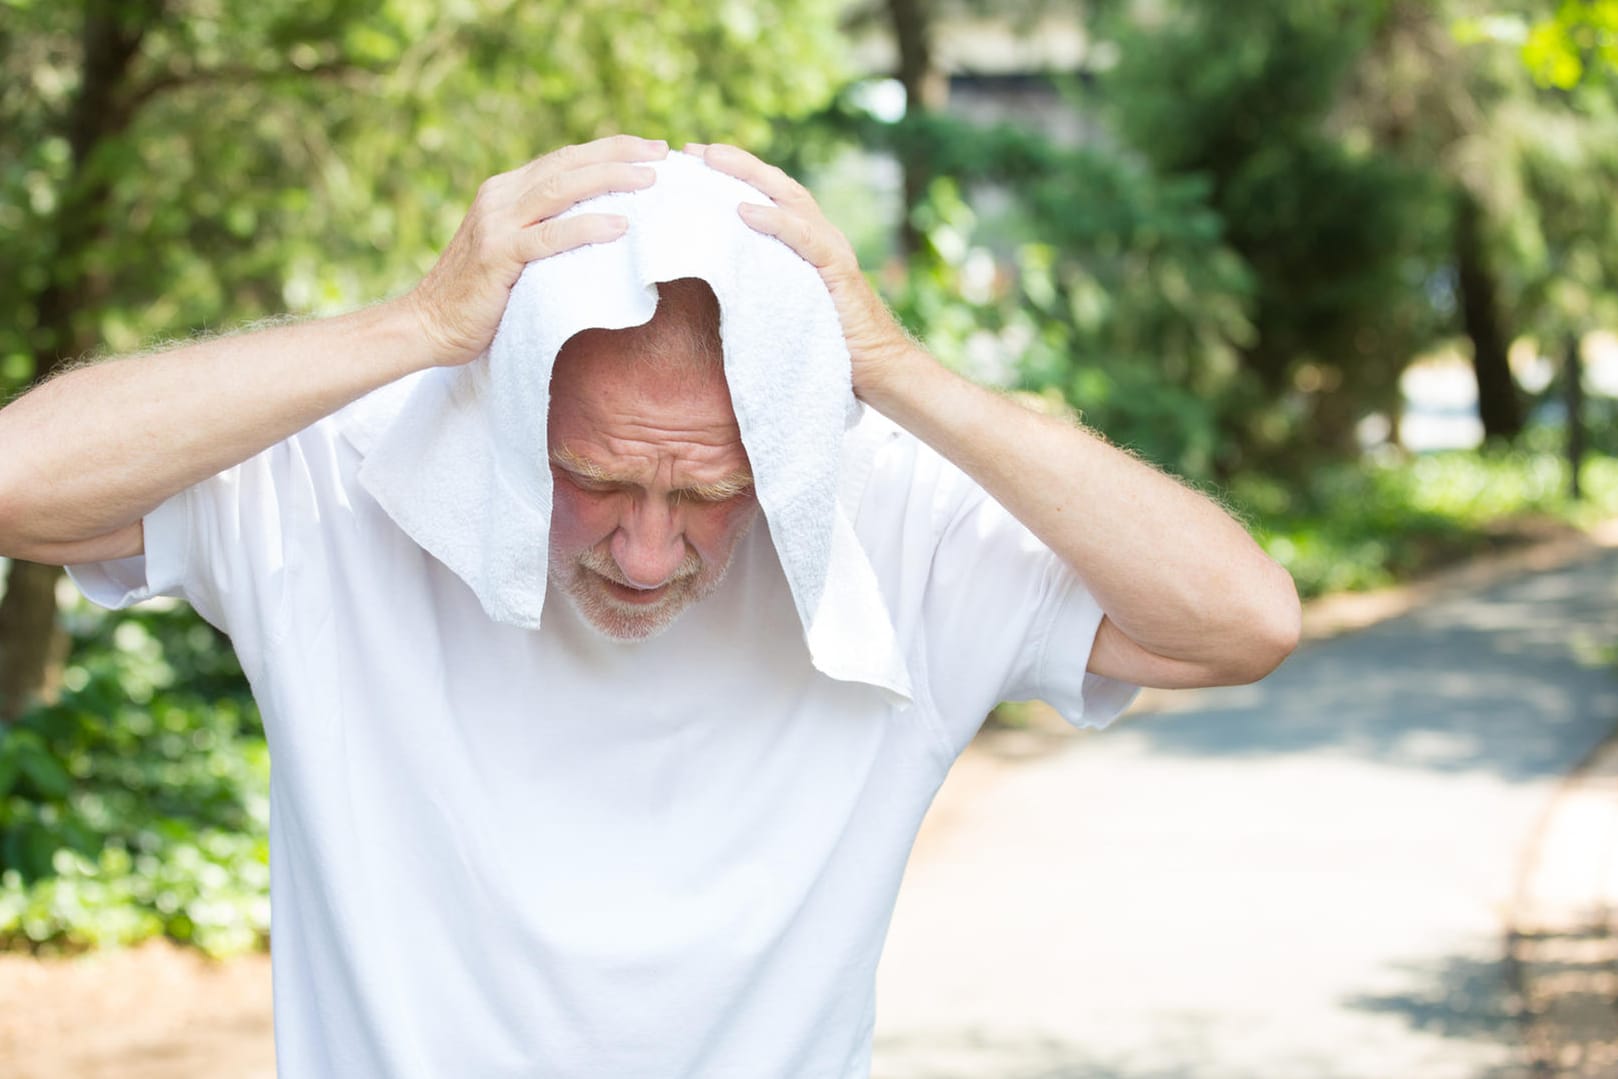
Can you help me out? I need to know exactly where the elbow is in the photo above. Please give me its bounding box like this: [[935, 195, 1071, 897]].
[[1224, 561, 1302, 684], [1104, 562, 1300, 691], [0, 476, 56, 564], [1177, 560, 1300, 688], [0, 448, 54, 561], [0, 475, 86, 565]]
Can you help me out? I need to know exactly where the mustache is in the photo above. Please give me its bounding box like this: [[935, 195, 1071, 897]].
[[574, 546, 702, 588]]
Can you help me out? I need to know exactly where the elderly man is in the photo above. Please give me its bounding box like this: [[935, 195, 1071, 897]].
[[0, 135, 1298, 1077]]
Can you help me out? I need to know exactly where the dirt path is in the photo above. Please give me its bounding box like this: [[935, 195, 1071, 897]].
[[0, 939, 274, 1079]]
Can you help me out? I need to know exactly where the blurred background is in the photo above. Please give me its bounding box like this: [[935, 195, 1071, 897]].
[[3, 0, 1618, 1076]]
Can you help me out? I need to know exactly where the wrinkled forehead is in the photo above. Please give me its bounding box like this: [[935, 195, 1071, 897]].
[[548, 358, 741, 448]]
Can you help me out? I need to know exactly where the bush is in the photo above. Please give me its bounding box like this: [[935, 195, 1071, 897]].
[[0, 599, 268, 957], [1237, 446, 1618, 598]]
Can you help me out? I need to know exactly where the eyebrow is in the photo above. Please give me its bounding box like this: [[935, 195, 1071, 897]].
[[549, 447, 754, 501]]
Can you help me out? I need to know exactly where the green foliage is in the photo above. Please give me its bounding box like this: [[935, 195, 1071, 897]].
[[838, 107, 1255, 480], [1507, 87, 1618, 340], [1, 0, 848, 392], [1523, 0, 1618, 87], [1423, 1, 1618, 356], [1104, 0, 1453, 465], [0, 602, 267, 957], [1238, 444, 1618, 597]]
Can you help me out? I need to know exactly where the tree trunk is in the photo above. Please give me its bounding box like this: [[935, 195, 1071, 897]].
[[885, 0, 947, 258], [0, 562, 68, 724], [1453, 188, 1523, 442], [1566, 332, 1585, 500], [0, 2, 154, 724]]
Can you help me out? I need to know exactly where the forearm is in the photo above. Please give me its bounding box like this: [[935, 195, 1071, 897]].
[[864, 348, 1300, 683], [0, 299, 432, 551]]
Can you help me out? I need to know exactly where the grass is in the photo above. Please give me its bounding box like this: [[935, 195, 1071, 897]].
[[1232, 443, 1618, 600]]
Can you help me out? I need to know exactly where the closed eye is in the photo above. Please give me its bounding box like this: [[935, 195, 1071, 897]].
[[549, 449, 753, 504], [676, 480, 755, 504], [549, 464, 630, 499], [564, 473, 621, 494]]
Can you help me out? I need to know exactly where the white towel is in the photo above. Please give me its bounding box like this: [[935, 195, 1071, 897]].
[[336, 152, 911, 701]]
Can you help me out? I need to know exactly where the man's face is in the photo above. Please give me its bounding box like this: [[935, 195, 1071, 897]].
[[546, 321, 760, 642]]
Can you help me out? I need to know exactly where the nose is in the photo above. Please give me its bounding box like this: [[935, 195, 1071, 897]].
[[610, 498, 689, 588]]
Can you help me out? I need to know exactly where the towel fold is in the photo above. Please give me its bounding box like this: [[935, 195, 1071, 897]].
[[336, 151, 911, 701]]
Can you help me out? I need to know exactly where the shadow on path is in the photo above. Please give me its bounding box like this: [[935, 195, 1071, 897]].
[[1120, 547, 1618, 784]]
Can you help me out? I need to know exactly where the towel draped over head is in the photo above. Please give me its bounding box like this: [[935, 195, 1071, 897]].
[[336, 151, 912, 702]]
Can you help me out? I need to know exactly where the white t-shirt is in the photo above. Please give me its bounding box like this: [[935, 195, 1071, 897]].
[[67, 405, 1137, 1079]]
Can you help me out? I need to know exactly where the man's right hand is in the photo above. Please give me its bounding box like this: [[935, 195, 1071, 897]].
[[0, 135, 669, 562], [404, 134, 668, 367]]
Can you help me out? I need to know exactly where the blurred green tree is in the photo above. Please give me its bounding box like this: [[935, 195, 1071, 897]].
[[1103, 0, 1449, 470], [1343, 0, 1537, 443], [804, 0, 1616, 481], [0, 0, 846, 722], [856, 112, 1257, 481], [1345, 0, 1618, 444]]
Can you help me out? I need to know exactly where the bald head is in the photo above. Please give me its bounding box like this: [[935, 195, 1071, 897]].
[[555, 277, 723, 385]]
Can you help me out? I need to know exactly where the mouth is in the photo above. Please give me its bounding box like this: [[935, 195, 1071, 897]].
[[594, 572, 676, 606]]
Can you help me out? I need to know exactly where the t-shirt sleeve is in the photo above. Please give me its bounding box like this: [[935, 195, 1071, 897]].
[[62, 484, 197, 614], [63, 418, 346, 681], [853, 423, 1140, 757]]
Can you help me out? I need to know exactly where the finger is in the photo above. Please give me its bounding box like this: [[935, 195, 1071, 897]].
[[566, 133, 670, 165], [737, 202, 843, 271], [514, 161, 655, 226], [521, 135, 668, 185], [683, 142, 709, 157], [702, 143, 818, 214], [514, 213, 629, 263]]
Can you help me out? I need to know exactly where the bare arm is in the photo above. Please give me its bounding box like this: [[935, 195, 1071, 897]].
[[0, 135, 669, 565], [0, 306, 429, 563], [696, 141, 1300, 690], [859, 354, 1300, 687]]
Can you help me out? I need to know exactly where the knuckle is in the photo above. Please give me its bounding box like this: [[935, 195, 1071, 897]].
[[536, 172, 568, 204], [531, 218, 562, 251]]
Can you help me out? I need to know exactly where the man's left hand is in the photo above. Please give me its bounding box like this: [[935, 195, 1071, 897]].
[[686, 142, 923, 406]]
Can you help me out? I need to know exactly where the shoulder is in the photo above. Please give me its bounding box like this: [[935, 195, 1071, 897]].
[[329, 368, 440, 458], [839, 405, 984, 532]]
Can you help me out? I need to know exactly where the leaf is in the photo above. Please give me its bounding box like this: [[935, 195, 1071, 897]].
[[0, 750, 18, 799], [17, 744, 72, 801], [23, 825, 58, 881]]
